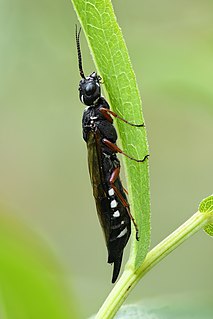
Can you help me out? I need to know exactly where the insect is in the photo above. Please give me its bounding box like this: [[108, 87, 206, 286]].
[[75, 26, 148, 283]]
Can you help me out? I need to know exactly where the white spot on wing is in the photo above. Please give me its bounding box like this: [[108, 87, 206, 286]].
[[113, 210, 120, 217], [81, 95, 84, 104], [117, 227, 128, 238], [110, 200, 117, 208]]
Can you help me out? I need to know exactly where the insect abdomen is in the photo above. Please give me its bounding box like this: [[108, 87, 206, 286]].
[[105, 182, 131, 283]]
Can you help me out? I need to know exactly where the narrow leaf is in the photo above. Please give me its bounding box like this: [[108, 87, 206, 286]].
[[71, 0, 150, 270]]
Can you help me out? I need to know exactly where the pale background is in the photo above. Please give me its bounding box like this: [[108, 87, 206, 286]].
[[0, 0, 212, 317]]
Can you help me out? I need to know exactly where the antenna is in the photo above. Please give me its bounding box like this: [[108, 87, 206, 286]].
[[75, 25, 85, 79]]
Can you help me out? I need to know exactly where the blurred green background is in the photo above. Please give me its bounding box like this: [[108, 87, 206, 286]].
[[0, 0, 212, 317]]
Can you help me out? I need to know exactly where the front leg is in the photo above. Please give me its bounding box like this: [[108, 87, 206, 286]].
[[100, 107, 144, 127]]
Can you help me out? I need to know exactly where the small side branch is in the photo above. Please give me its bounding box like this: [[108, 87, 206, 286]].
[[96, 210, 212, 319]]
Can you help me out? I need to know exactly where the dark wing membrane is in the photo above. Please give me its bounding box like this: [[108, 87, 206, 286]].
[[86, 129, 131, 283], [86, 130, 111, 243]]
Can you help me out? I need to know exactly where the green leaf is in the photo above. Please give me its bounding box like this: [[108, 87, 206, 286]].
[[0, 208, 78, 319], [199, 195, 213, 214], [204, 224, 213, 236], [71, 0, 150, 270], [198, 195, 213, 236]]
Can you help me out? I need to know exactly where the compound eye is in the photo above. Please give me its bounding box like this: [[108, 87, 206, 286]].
[[85, 82, 96, 96]]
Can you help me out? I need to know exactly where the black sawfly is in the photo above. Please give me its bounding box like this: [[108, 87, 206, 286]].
[[75, 26, 148, 283]]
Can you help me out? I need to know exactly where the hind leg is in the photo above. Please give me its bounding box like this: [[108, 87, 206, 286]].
[[109, 166, 139, 241]]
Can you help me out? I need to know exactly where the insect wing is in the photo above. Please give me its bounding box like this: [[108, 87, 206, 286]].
[[86, 130, 111, 242]]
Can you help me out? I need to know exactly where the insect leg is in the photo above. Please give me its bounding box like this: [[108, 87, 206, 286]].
[[100, 107, 144, 127], [102, 138, 149, 162], [123, 186, 128, 195], [109, 166, 139, 241]]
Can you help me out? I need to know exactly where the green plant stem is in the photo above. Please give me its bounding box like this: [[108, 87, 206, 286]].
[[96, 211, 212, 319]]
